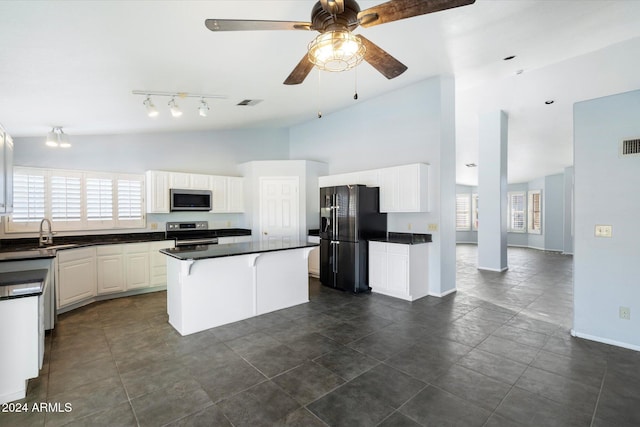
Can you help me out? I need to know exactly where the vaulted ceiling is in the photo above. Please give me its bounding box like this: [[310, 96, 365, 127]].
[[1, 0, 640, 184]]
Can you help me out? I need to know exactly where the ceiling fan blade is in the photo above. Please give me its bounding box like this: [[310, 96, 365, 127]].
[[320, 0, 345, 15], [283, 54, 315, 85], [358, 0, 475, 28], [205, 19, 313, 32], [357, 35, 408, 79]]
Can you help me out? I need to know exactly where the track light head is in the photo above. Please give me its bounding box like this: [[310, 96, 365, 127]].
[[198, 99, 209, 117], [168, 98, 182, 117], [45, 129, 59, 147], [144, 97, 159, 117], [45, 127, 71, 148]]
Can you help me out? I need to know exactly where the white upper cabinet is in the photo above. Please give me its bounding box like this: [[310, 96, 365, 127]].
[[145, 170, 245, 213], [318, 163, 429, 213], [146, 170, 170, 213]]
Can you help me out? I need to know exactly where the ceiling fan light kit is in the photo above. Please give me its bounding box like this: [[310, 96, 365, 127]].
[[205, 0, 476, 85], [308, 30, 366, 72]]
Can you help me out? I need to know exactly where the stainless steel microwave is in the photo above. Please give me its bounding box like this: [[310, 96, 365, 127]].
[[170, 189, 212, 211]]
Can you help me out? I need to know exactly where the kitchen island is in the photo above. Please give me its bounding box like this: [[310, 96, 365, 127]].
[[160, 240, 318, 336]]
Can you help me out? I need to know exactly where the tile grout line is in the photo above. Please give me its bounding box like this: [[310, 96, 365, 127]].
[[589, 362, 608, 427]]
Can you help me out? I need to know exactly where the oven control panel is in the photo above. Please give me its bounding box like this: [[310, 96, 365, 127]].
[[166, 221, 208, 231]]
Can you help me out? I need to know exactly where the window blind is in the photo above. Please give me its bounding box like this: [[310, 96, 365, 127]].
[[528, 190, 542, 234], [508, 192, 526, 232], [51, 175, 82, 222], [12, 172, 45, 223], [86, 178, 113, 221], [117, 178, 143, 220], [456, 194, 471, 231]]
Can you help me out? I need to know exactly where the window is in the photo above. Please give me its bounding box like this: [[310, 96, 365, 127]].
[[456, 194, 471, 231], [528, 190, 542, 234], [6, 167, 145, 233], [471, 193, 479, 231], [508, 192, 526, 232]]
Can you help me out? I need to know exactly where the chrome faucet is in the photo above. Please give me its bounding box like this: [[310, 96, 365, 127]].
[[39, 218, 54, 247]]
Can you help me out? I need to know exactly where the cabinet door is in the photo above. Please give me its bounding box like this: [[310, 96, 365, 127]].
[[209, 176, 228, 212], [149, 240, 173, 286], [368, 242, 387, 290], [0, 130, 5, 213], [227, 177, 244, 212], [378, 167, 399, 212], [125, 244, 150, 290], [398, 164, 420, 211], [57, 249, 97, 308], [169, 172, 191, 189], [97, 255, 125, 294], [126, 252, 150, 290], [145, 171, 169, 213], [387, 249, 409, 295], [190, 174, 210, 190]]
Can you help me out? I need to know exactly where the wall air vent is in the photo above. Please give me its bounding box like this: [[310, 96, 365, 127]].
[[236, 99, 263, 106], [620, 138, 640, 157]]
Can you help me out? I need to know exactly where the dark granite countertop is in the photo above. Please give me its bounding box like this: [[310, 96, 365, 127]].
[[0, 229, 253, 262], [368, 232, 432, 245], [0, 269, 49, 300], [161, 240, 319, 261]]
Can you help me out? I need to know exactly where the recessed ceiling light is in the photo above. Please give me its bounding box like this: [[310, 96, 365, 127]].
[[503, 55, 516, 61], [465, 163, 477, 168], [545, 100, 555, 105]]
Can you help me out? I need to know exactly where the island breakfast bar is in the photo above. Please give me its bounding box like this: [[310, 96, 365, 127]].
[[160, 241, 318, 336]]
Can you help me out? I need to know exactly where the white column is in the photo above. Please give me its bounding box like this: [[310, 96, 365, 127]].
[[477, 110, 508, 272]]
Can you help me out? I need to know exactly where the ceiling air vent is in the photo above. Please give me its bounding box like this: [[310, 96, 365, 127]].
[[236, 99, 263, 106], [620, 138, 640, 157]]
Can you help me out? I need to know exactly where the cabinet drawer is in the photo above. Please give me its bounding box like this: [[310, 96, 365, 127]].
[[387, 243, 409, 255], [57, 247, 96, 263], [96, 244, 123, 256], [124, 242, 149, 254]]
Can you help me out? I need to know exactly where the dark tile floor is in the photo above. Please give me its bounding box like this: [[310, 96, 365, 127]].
[[4, 245, 640, 426]]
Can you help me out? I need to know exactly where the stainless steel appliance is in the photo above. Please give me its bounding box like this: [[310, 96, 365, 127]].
[[170, 189, 212, 211], [166, 221, 219, 246], [319, 185, 386, 293]]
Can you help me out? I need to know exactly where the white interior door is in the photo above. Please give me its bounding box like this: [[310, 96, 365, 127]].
[[259, 177, 299, 243]]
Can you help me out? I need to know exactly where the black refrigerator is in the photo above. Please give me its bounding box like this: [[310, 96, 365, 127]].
[[319, 185, 387, 293]]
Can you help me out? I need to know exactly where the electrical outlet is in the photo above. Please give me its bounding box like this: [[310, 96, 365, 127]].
[[428, 223, 438, 231], [407, 223, 412, 231], [595, 225, 612, 238], [619, 306, 631, 320], [150, 222, 158, 230], [226, 220, 231, 227]]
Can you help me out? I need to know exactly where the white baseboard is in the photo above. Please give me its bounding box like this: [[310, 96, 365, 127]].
[[571, 329, 640, 352], [477, 266, 509, 272], [429, 288, 457, 298]]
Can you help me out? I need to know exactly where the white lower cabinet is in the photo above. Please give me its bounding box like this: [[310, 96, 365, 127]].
[[307, 235, 320, 278], [125, 243, 150, 290], [57, 247, 97, 308], [96, 245, 125, 294], [57, 240, 175, 310], [368, 241, 429, 301]]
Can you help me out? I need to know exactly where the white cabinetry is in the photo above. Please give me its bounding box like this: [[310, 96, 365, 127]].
[[125, 243, 150, 290], [318, 164, 428, 213], [0, 126, 14, 215], [150, 240, 174, 286], [307, 235, 320, 278], [96, 245, 125, 294], [145, 170, 245, 213], [57, 247, 97, 308], [145, 170, 170, 213], [368, 241, 429, 301]]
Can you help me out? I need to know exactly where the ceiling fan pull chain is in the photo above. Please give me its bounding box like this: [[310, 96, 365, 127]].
[[354, 67, 359, 100], [317, 69, 323, 118]]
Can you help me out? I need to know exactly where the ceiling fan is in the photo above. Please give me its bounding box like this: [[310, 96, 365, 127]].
[[205, 0, 476, 85]]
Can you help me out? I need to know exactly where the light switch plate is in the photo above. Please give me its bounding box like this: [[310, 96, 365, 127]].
[[595, 225, 612, 238], [428, 223, 438, 231]]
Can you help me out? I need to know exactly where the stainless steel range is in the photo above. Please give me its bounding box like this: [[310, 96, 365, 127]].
[[166, 221, 219, 246]]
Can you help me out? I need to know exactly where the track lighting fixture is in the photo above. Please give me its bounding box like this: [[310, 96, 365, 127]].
[[143, 97, 159, 117], [198, 99, 209, 117], [168, 98, 183, 117], [132, 90, 226, 118], [45, 127, 71, 148]]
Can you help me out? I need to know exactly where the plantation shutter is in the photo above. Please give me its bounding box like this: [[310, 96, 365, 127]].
[[508, 192, 526, 232], [11, 171, 45, 224], [86, 177, 114, 221], [51, 174, 82, 224], [117, 177, 144, 227], [456, 194, 471, 231]]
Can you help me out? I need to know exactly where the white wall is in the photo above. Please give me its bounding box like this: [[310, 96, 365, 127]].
[[14, 128, 290, 175], [543, 173, 565, 252], [573, 89, 640, 350], [290, 76, 457, 296], [563, 166, 574, 254]]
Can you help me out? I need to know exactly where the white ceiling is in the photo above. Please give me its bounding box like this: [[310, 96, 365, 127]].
[[1, 0, 640, 185]]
